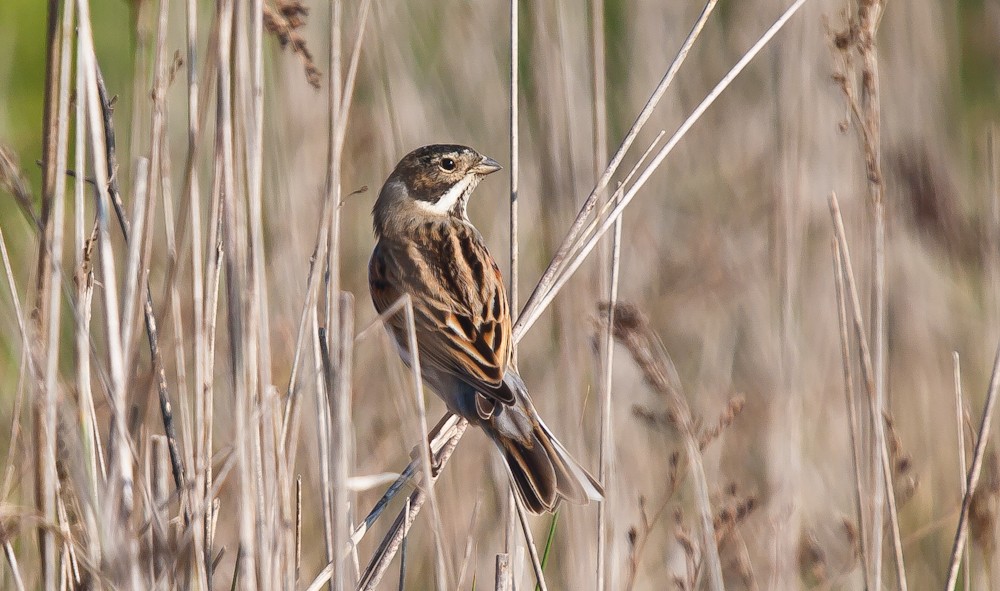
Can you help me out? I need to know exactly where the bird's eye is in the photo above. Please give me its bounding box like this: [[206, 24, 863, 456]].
[[440, 157, 456, 171]]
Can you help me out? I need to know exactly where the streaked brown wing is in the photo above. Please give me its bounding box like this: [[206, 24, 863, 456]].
[[368, 225, 513, 404]]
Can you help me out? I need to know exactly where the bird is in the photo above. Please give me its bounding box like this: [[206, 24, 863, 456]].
[[368, 144, 603, 513]]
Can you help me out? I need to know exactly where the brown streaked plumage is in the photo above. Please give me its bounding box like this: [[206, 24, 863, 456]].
[[369, 144, 603, 513]]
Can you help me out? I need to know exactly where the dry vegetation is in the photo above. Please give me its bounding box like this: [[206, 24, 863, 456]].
[[0, 0, 998, 589]]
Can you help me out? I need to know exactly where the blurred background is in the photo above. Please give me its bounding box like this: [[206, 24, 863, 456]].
[[1, 0, 1000, 589]]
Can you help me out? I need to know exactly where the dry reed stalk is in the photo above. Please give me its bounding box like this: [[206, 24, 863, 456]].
[[952, 353, 971, 589], [990, 130, 999, 316], [2, 541, 26, 591], [35, 0, 60, 333], [33, 0, 73, 586], [313, 305, 337, 574], [345, 299, 457, 587], [830, 1, 908, 586], [76, 0, 144, 585], [55, 495, 80, 587], [0, 225, 31, 500], [945, 345, 1000, 588], [279, 170, 336, 468], [505, 0, 521, 577], [397, 497, 410, 589], [323, 294, 357, 590], [829, 192, 907, 589], [323, 0, 343, 343], [296, 474, 303, 582], [201, 186, 225, 588], [828, 191, 909, 590], [120, 0, 166, 369], [150, 435, 170, 587], [508, 0, 519, 346], [214, 0, 263, 588], [832, 239, 872, 589], [119, 155, 150, 376], [323, 3, 345, 582], [456, 497, 483, 589], [400, 296, 451, 589], [158, 76, 200, 590], [862, 3, 892, 588], [495, 553, 511, 591], [182, 0, 210, 584], [231, 1, 272, 582], [0, 150, 39, 230], [590, 1, 619, 589], [71, 6, 101, 544], [511, 486, 548, 591]]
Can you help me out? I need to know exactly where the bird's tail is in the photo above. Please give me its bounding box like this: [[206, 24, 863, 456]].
[[484, 374, 603, 514]]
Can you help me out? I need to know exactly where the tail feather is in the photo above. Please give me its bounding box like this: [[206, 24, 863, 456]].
[[486, 371, 604, 513], [497, 433, 558, 514], [493, 421, 603, 513], [536, 419, 604, 504]]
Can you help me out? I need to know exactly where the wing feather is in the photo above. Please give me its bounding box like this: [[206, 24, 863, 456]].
[[368, 223, 513, 405]]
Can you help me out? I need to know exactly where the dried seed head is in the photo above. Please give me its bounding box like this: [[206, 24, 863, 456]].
[[798, 533, 828, 584]]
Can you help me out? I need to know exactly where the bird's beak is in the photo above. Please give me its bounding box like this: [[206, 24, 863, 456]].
[[471, 156, 503, 176]]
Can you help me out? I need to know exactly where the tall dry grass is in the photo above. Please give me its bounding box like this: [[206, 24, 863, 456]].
[[0, 0, 998, 589]]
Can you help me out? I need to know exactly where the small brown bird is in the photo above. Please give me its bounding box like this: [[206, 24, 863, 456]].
[[369, 144, 603, 513]]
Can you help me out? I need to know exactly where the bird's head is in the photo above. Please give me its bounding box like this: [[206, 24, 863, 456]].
[[373, 144, 502, 237]]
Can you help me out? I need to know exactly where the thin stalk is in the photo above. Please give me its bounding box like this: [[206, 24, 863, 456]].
[[78, 0, 140, 585], [945, 343, 1000, 589], [0, 226, 33, 502], [232, 1, 272, 586], [2, 542, 26, 591], [495, 553, 511, 591], [597, 216, 620, 591], [216, 0, 259, 586], [313, 307, 337, 580], [829, 193, 904, 590], [832, 239, 871, 590], [36, 0, 74, 585], [331, 295, 356, 590], [456, 498, 484, 589], [398, 498, 410, 591], [507, 0, 521, 572], [512, 490, 547, 591], [323, 0, 343, 348], [184, 0, 208, 583], [401, 296, 451, 590], [296, 474, 303, 582], [591, 0, 617, 588], [509, 0, 519, 345], [119, 158, 151, 358], [72, 0, 101, 542], [953, 352, 970, 591]]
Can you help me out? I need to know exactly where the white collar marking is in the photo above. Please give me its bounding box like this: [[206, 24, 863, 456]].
[[414, 175, 477, 217]]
